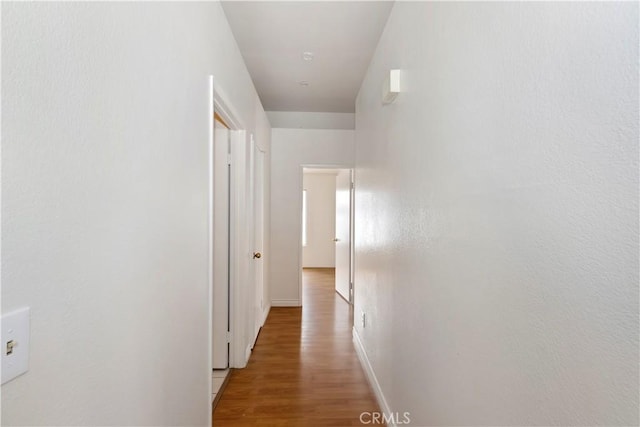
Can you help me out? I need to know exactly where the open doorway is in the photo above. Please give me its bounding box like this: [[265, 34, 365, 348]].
[[211, 89, 238, 411], [300, 167, 354, 308], [210, 77, 258, 411]]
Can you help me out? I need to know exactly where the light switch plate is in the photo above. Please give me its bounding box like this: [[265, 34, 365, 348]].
[[2, 307, 30, 385]]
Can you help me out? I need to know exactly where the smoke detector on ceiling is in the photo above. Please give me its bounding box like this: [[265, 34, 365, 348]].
[[302, 52, 314, 61]]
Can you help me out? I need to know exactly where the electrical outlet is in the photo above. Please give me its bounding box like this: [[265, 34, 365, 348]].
[[361, 311, 366, 328], [2, 307, 30, 384]]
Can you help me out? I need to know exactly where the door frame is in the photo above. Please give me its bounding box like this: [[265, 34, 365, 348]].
[[212, 109, 231, 371], [298, 164, 354, 307]]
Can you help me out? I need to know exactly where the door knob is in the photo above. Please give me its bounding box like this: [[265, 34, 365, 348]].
[[253, 252, 262, 259], [333, 238, 339, 242]]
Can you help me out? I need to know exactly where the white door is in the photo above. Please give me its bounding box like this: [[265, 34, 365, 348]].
[[213, 117, 230, 369], [335, 169, 352, 302], [251, 138, 265, 343]]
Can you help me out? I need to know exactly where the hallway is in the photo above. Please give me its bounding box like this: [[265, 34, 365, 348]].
[[3, 2, 637, 426], [213, 268, 381, 426]]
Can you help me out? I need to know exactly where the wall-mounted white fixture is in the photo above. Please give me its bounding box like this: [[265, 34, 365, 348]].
[[382, 69, 401, 105], [2, 307, 30, 384], [302, 51, 314, 61]]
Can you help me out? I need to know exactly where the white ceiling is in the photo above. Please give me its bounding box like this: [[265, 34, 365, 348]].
[[221, 1, 394, 113]]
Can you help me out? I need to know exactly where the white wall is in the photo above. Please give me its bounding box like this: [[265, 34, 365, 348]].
[[354, 2, 638, 426], [302, 172, 337, 268], [266, 111, 354, 130], [1, 2, 270, 425], [270, 129, 354, 306]]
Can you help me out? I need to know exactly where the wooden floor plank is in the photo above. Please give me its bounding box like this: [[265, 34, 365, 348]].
[[213, 268, 382, 426]]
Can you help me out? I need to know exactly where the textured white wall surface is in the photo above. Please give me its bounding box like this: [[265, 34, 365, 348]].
[[302, 173, 337, 268], [270, 129, 353, 305], [266, 111, 355, 130], [2, 2, 269, 425], [354, 2, 639, 426]]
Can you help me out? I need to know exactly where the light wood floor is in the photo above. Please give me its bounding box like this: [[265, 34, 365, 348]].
[[213, 268, 382, 426]]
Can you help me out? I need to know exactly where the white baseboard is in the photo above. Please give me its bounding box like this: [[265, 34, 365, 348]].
[[352, 327, 395, 427], [245, 343, 252, 364], [261, 305, 271, 326], [271, 299, 301, 307]]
